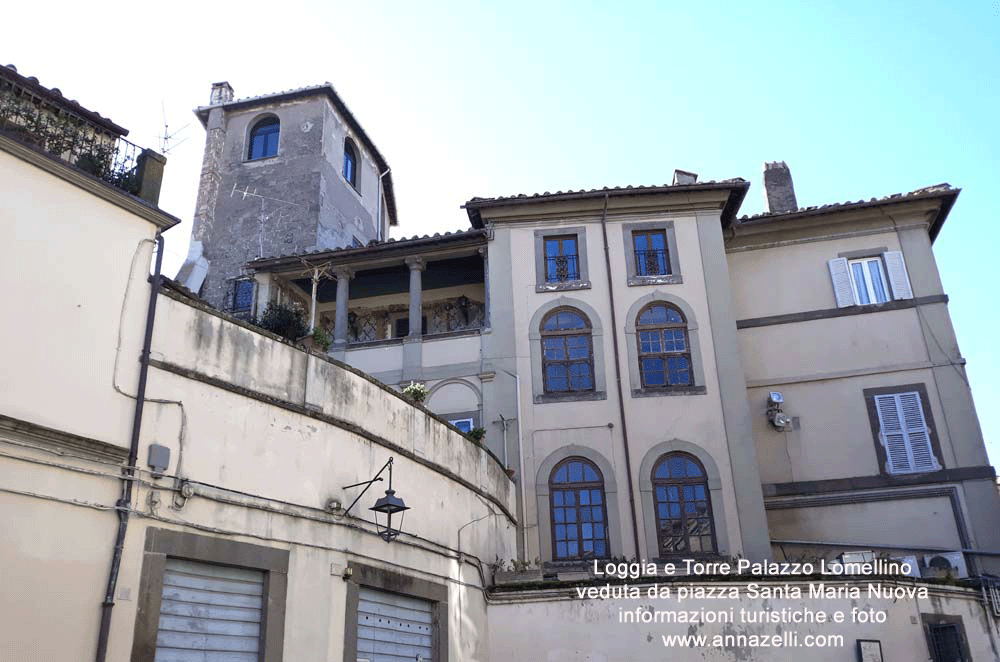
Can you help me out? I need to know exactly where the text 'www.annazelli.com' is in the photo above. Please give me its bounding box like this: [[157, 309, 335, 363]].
[[662, 632, 844, 648]]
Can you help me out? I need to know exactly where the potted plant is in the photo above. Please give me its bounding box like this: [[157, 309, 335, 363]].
[[402, 381, 429, 403]]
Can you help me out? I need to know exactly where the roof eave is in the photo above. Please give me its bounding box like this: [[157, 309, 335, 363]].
[[463, 180, 750, 227]]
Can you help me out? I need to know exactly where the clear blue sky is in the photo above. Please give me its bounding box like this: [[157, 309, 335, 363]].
[[7, 1, 999, 461]]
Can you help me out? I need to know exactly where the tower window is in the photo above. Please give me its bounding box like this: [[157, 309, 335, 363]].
[[343, 138, 359, 189], [247, 117, 279, 160]]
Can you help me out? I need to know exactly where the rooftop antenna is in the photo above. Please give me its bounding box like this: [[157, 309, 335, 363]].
[[230, 183, 300, 258], [158, 101, 189, 154]]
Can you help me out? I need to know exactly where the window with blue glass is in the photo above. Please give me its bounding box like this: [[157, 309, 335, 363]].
[[549, 458, 609, 560], [632, 229, 670, 276], [343, 138, 359, 189], [636, 303, 691, 388], [541, 308, 594, 394], [449, 418, 474, 433], [247, 118, 279, 160], [849, 257, 889, 304], [652, 452, 716, 556], [231, 278, 255, 318], [544, 235, 580, 282]]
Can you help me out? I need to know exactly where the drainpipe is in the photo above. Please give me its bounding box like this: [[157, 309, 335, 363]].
[[376, 167, 391, 242], [500, 368, 528, 561], [95, 233, 164, 662], [598, 194, 642, 558]]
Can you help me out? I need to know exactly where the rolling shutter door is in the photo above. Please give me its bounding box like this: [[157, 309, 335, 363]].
[[357, 587, 434, 662], [155, 558, 264, 662]]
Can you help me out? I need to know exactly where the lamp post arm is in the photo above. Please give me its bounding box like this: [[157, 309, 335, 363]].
[[342, 458, 394, 516]]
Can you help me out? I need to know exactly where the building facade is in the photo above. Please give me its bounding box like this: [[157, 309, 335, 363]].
[[3, 72, 1000, 662]]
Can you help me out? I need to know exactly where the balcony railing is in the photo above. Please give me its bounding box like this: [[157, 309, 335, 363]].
[[635, 249, 669, 276], [0, 78, 156, 200], [346, 296, 485, 344], [545, 254, 580, 282]]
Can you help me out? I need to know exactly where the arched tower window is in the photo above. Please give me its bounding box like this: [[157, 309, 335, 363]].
[[549, 457, 609, 560], [541, 308, 594, 394], [636, 303, 691, 388], [343, 138, 359, 188], [247, 117, 279, 160], [652, 452, 717, 555]]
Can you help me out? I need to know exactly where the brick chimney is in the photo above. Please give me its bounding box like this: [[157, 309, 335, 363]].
[[210, 81, 234, 105], [763, 161, 797, 213]]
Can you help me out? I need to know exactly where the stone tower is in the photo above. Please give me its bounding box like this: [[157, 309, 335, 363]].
[[176, 81, 396, 312]]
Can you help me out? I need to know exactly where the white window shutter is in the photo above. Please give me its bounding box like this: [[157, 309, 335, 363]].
[[875, 394, 912, 473], [883, 251, 913, 300], [898, 392, 938, 471], [827, 258, 856, 308]]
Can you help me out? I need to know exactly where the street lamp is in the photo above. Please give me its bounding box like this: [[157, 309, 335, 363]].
[[343, 457, 409, 543]]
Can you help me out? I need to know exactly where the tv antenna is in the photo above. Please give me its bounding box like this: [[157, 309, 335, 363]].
[[159, 101, 189, 154]]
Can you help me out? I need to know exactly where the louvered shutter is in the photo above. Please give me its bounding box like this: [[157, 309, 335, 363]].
[[874, 392, 938, 474], [357, 587, 435, 662], [898, 392, 937, 470], [827, 258, 856, 307], [155, 558, 264, 662], [883, 251, 913, 300]]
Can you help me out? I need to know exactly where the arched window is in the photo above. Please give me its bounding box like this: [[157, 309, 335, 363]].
[[637, 303, 692, 388], [541, 308, 594, 394], [652, 452, 716, 555], [247, 117, 279, 160], [549, 458, 609, 560], [343, 138, 358, 188]]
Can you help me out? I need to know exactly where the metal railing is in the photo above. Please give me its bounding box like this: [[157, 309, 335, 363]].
[[0, 79, 145, 196], [545, 254, 580, 282], [635, 249, 669, 276]]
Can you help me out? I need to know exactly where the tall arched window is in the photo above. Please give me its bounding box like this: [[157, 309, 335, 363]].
[[247, 117, 279, 160], [550, 458, 609, 560], [637, 303, 692, 388], [541, 308, 594, 394], [652, 452, 716, 555], [343, 138, 359, 188]]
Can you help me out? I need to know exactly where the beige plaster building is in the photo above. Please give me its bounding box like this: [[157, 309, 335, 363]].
[[3, 71, 1000, 662]]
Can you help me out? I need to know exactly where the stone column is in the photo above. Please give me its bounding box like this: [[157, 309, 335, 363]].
[[479, 246, 490, 329], [332, 267, 353, 346], [405, 257, 425, 338]]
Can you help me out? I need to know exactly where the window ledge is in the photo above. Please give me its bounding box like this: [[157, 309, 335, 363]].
[[534, 391, 607, 404], [536, 280, 592, 293], [244, 155, 279, 164], [632, 386, 707, 398], [628, 274, 683, 287]]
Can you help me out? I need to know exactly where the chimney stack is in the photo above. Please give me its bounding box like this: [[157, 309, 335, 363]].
[[210, 81, 234, 105], [672, 169, 698, 185], [763, 161, 797, 213]]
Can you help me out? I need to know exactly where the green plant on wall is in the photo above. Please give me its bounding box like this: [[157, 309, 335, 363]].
[[255, 302, 308, 342], [466, 427, 486, 442], [311, 327, 332, 351], [402, 381, 429, 403]]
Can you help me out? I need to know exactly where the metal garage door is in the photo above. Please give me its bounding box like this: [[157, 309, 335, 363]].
[[154, 558, 264, 662], [357, 586, 435, 662]]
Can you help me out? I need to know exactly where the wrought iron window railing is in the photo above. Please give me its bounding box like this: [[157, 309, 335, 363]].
[[0, 78, 146, 196], [545, 254, 580, 282], [635, 248, 670, 276]]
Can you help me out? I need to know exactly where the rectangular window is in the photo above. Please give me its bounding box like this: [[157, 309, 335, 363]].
[[870, 390, 940, 474], [828, 251, 912, 308], [232, 278, 255, 317], [544, 235, 580, 282], [849, 257, 889, 305], [633, 230, 670, 276], [448, 418, 474, 433]]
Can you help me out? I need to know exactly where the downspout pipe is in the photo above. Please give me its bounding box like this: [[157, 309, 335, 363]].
[[598, 195, 642, 558], [95, 233, 164, 662], [376, 167, 391, 242]]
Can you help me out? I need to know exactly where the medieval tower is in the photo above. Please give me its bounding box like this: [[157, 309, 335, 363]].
[[176, 81, 396, 313]]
